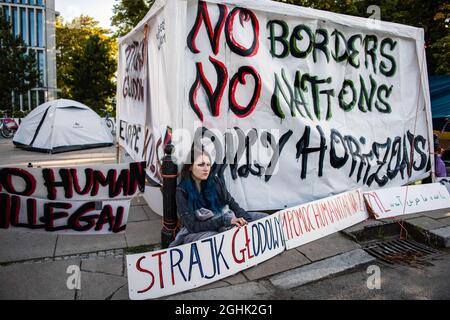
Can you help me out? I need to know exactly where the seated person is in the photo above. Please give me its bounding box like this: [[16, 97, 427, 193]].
[[169, 148, 267, 247]]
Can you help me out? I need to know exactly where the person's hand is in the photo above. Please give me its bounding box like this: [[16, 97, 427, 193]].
[[230, 217, 247, 227]]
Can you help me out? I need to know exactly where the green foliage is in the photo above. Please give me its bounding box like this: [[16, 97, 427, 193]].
[[11, 109, 30, 118], [0, 13, 39, 113], [274, 0, 450, 75], [111, 0, 154, 38], [56, 16, 117, 114]]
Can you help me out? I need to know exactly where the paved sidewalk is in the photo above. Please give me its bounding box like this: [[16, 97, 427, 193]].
[[0, 138, 448, 300]]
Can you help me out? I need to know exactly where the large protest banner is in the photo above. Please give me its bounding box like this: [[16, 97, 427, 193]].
[[0, 162, 145, 234], [118, 0, 433, 212], [364, 183, 450, 219], [0, 162, 146, 201], [117, 5, 174, 187], [127, 211, 285, 300]]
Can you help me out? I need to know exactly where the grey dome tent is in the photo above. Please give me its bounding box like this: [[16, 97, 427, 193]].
[[13, 99, 113, 153]]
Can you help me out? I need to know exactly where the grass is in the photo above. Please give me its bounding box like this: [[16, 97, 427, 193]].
[[125, 244, 161, 255]]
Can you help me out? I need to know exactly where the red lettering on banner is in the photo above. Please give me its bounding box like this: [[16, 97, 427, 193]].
[[317, 203, 329, 227], [26, 198, 37, 226], [244, 225, 254, 260], [136, 256, 155, 294], [10, 195, 21, 226], [95, 205, 115, 231], [306, 205, 316, 231], [71, 168, 94, 195], [0, 168, 37, 196], [187, 1, 228, 55], [112, 206, 127, 233], [231, 227, 245, 263], [364, 191, 391, 214], [229, 66, 262, 118], [326, 200, 335, 223], [0, 193, 11, 228], [189, 57, 228, 122], [152, 251, 168, 289], [225, 7, 260, 57], [291, 209, 302, 236], [187, 1, 262, 121], [300, 207, 311, 232], [312, 203, 324, 229], [42, 202, 71, 231]]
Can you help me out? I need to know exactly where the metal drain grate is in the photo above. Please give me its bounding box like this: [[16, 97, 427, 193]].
[[363, 239, 443, 267]]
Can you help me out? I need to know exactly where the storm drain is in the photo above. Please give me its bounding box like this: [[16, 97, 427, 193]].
[[363, 239, 443, 267]]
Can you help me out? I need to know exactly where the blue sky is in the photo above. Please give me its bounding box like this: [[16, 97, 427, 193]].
[[55, 0, 117, 30]]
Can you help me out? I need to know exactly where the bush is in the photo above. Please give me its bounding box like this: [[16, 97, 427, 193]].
[[11, 109, 30, 118]]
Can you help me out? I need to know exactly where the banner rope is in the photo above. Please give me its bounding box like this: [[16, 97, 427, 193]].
[[399, 43, 429, 240]]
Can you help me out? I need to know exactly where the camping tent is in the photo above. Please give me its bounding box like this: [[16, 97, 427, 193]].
[[13, 99, 113, 153]]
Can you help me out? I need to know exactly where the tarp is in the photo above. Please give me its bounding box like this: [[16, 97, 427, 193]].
[[13, 99, 113, 153], [117, 0, 434, 211], [430, 76, 450, 119]]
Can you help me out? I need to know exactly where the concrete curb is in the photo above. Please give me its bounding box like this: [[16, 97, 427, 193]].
[[269, 249, 376, 290], [404, 221, 450, 248]]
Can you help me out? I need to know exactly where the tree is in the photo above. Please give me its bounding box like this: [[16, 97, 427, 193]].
[[56, 16, 117, 115], [67, 34, 116, 114], [111, 0, 154, 38], [0, 12, 39, 113]]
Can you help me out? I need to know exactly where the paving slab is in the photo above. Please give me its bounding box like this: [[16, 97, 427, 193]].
[[430, 226, 450, 248], [81, 256, 124, 276], [0, 258, 80, 300], [243, 250, 310, 281], [0, 230, 57, 263], [164, 281, 275, 300], [223, 272, 248, 285], [405, 217, 447, 231], [437, 217, 450, 226], [125, 220, 161, 247], [295, 233, 361, 262], [191, 280, 230, 292], [143, 206, 162, 221], [131, 196, 145, 206], [393, 213, 425, 221], [77, 271, 128, 300], [128, 206, 149, 223], [110, 283, 130, 300], [421, 209, 450, 220], [55, 234, 126, 256], [269, 249, 376, 290]]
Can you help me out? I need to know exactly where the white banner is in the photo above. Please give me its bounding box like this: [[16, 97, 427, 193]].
[[437, 177, 450, 195], [118, 0, 433, 211], [126, 188, 371, 299], [280, 188, 369, 250], [117, 26, 165, 186], [126, 212, 285, 300], [0, 193, 130, 234], [0, 162, 146, 201], [363, 183, 450, 219]]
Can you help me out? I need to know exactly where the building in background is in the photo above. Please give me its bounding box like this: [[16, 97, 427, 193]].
[[1, 0, 57, 111]]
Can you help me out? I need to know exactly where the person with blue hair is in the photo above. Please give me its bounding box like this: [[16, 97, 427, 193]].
[[169, 148, 268, 247]]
